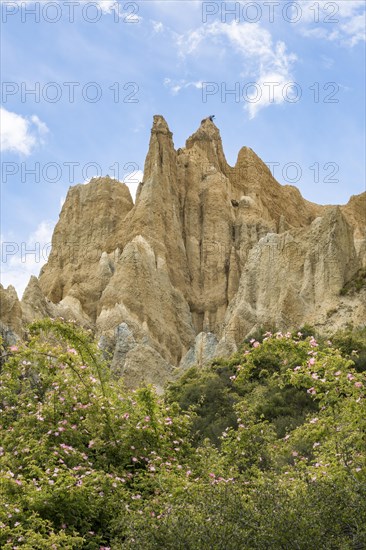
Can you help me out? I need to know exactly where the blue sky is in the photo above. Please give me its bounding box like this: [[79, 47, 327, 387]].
[[1, 0, 365, 296]]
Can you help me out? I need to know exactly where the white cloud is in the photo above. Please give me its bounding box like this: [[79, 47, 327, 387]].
[[164, 78, 203, 95], [124, 169, 143, 203], [0, 108, 49, 156], [338, 13, 366, 46], [30, 114, 49, 136], [1, 220, 55, 298], [94, 0, 117, 14], [176, 21, 296, 118], [295, 0, 364, 22], [294, 1, 366, 46], [152, 20, 164, 33], [60, 196, 66, 210], [29, 220, 54, 244], [93, 0, 141, 21], [176, 26, 207, 56]]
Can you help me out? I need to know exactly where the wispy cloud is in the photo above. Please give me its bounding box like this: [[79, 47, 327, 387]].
[[175, 21, 296, 118], [152, 20, 164, 33], [294, 1, 366, 46], [0, 107, 49, 156], [1, 220, 55, 298], [164, 78, 203, 95]]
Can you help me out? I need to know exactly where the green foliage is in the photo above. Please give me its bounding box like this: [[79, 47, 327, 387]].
[[340, 268, 366, 295], [331, 326, 366, 372], [0, 320, 194, 548], [166, 365, 239, 446], [1, 322, 365, 548]]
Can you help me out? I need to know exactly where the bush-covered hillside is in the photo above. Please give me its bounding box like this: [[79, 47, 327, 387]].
[[0, 320, 365, 549]]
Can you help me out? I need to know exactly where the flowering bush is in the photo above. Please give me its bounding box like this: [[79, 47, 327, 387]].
[[0, 320, 193, 548], [1, 322, 365, 548]]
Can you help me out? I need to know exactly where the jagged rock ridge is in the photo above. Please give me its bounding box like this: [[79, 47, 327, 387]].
[[1, 116, 365, 391]]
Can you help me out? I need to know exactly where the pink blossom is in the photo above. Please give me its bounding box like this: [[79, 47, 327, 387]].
[[347, 373, 355, 381], [309, 338, 318, 348], [294, 366, 301, 372], [209, 472, 216, 478], [132, 457, 138, 463], [10, 345, 18, 352], [67, 348, 77, 355], [307, 387, 316, 395], [252, 341, 260, 348], [354, 382, 363, 388], [335, 371, 342, 376], [308, 358, 316, 366]]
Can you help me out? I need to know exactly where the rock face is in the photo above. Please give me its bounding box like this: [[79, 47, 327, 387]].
[[1, 116, 365, 387], [0, 284, 23, 344]]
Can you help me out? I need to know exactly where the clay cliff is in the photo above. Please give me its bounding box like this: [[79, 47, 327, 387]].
[[1, 116, 365, 390]]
